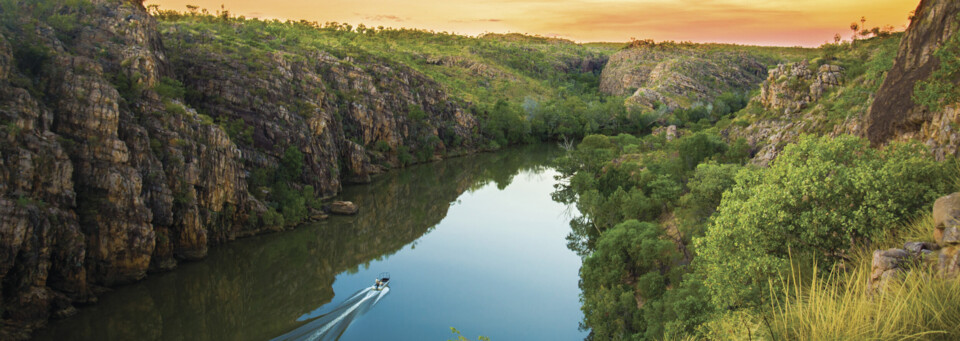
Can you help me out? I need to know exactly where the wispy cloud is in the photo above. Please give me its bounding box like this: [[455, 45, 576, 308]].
[[449, 18, 503, 23], [362, 14, 406, 22]]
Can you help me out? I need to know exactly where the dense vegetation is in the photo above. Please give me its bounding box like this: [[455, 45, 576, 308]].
[[143, 6, 808, 230], [557, 30, 960, 340], [150, 7, 642, 146]]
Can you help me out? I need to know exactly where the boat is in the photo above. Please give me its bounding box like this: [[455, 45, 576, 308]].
[[374, 272, 390, 290]]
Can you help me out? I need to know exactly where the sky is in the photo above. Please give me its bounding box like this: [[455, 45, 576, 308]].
[[148, 0, 920, 47]]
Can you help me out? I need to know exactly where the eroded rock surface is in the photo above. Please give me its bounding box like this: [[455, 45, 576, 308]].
[[0, 1, 482, 336], [599, 42, 768, 110], [865, 0, 960, 147], [758, 61, 843, 115]]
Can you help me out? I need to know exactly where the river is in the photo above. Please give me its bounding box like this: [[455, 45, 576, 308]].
[[32, 144, 587, 341]]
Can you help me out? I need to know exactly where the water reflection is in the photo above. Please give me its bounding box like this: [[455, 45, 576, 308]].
[[32, 144, 562, 341]]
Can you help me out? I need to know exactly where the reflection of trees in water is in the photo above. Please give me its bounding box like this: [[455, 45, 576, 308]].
[[32, 144, 561, 341]]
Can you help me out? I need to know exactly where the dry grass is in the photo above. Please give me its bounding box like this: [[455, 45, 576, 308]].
[[768, 257, 960, 340]]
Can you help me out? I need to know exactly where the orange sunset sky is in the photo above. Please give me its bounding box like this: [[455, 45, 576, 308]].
[[148, 0, 919, 47]]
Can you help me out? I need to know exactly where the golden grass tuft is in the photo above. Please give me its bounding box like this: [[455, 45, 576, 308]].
[[769, 257, 960, 340]]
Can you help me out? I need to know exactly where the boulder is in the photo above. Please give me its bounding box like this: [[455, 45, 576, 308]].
[[933, 193, 960, 245], [904, 241, 940, 254], [327, 201, 359, 215], [309, 209, 329, 221], [942, 227, 960, 245], [869, 248, 913, 293], [939, 246, 960, 278]]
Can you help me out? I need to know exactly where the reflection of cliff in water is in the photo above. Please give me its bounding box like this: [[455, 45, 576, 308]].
[[32, 144, 561, 341]]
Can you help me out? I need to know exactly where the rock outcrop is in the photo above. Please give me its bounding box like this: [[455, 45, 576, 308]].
[[599, 42, 769, 110], [864, 0, 960, 148], [869, 248, 913, 293], [934, 192, 960, 244], [0, 0, 481, 337], [933, 192, 960, 278], [872, 192, 960, 293], [326, 201, 359, 215], [758, 61, 843, 115]]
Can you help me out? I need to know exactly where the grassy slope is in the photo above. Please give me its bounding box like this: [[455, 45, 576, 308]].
[[154, 11, 618, 107], [731, 34, 903, 139]]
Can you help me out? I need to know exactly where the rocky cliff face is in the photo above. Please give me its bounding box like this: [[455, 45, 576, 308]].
[[865, 0, 960, 148], [758, 61, 844, 115], [736, 61, 847, 165], [0, 1, 480, 338], [599, 42, 769, 110]]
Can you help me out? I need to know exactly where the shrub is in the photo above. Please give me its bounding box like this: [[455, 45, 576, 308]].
[[154, 76, 186, 99], [397, 145, 414, 166], [277, 146, 304, 182], [696, 135, 950, 309], [675, 131, 727, 171], [261, 207, 285, 227], [164, 99, 186, 116], [219, 117, 254, 145]]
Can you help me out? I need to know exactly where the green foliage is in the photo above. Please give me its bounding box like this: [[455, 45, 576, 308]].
[[397, 145, 414, 166], [373, 140, 391, 153], [261, 207, 285, 227], [642, 273, 716, 340], [272, 182, 308, 224], [218, 117, 254, 145], [154, 77, 186, 100], [241, 145, 314, 225], [677, 162, 742, 238], [676, 130, 727, 170], [173, 181, 195, 206], [407, 104, 427, 122], [278, 146, 304, 182], [580, 220, 678, 339], [114, 71, 145, 104], [914, 14, 960, 112], [163, 99, 186, 116], [696, 135, 950, 310]]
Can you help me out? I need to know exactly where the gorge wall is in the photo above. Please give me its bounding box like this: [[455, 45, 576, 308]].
[[0, 1, 481, 338], [865, 0, 960, 153], [599, 41, 770, 110]]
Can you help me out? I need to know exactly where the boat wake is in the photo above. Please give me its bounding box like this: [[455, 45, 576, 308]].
[[270, 286, 391, 341]]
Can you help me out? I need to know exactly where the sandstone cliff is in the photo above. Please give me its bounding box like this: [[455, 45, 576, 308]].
[[865, 0, 960, 149], [598, 41, 774, 110], [733, 0, 960, 164], [0, 1, 482, 337]]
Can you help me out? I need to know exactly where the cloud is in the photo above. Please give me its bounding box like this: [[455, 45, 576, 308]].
[[362, 14, 406, 22], [449, 18, 503, 23]]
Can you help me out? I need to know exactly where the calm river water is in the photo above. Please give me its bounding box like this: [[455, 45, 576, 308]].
[[33, 144, 586, 340]]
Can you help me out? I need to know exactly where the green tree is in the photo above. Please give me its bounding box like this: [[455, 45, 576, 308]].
[[580, 220, 679, 340], [278, 146, 304, 182], [696, 135, 949, 309], [676, 131, 727, 171]]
